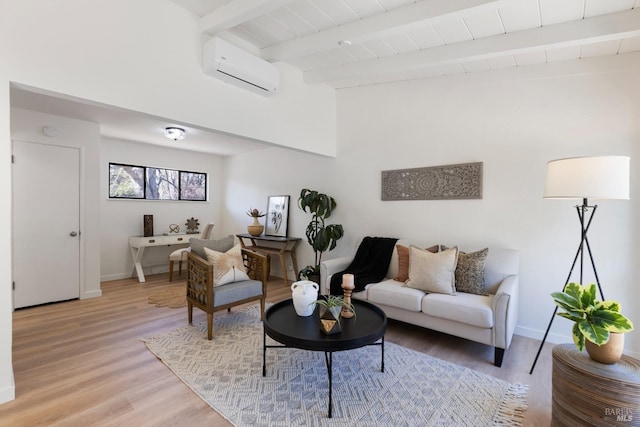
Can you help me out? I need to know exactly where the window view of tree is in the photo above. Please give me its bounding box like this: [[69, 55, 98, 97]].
[[146, 168, 179, 200], [180, 172, 206, 201], [109, 164, 144, 198], [109, 163, 207, 201]]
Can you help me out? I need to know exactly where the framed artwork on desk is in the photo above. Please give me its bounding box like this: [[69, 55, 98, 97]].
[[265, 195, 289, 237]]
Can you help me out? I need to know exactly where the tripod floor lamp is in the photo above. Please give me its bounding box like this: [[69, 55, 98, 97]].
[[529, 155, 630, 374]]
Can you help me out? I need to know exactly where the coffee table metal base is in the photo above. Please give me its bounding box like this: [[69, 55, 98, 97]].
[[263, 331, 384, 418]]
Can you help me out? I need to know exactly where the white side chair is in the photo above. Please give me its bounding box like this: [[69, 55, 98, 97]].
[[169, 222, 214, 281]]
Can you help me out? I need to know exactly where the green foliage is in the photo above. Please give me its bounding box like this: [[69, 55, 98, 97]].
[[312, 295, 356, 325], [551, 282, 634, 351], [298, 189, 344, 279]]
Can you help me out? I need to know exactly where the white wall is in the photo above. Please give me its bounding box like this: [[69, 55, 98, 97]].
[[0, 83, 14, 404], [0, 0, 336, 404], [11, 109, 102, 300], [100, 138, 226, 281], [223, 56, 640, 357]]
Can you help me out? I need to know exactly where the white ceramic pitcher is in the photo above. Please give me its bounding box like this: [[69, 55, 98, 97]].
[[291, 280, 319, 317]]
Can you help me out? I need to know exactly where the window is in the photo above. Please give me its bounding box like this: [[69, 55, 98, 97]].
[[109, 163, 207, 201]]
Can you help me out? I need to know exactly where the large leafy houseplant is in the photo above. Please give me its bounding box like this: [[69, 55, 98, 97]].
[[551, 282, 634, 351], [297, 189, 344, 281]]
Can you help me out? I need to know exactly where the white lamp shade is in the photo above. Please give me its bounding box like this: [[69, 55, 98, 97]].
[[544, 155, 630, 200]]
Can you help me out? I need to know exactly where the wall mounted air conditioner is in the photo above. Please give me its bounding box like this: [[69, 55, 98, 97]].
[[203, 37, 279, 96]]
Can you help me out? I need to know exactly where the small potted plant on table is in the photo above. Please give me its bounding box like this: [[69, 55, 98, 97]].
[[314, 295, 355, 335], [246, 207, 266, 236], [551, 282, 634, 364]]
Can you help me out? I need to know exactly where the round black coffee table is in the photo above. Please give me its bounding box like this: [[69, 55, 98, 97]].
[[263, 298, 387, 418]]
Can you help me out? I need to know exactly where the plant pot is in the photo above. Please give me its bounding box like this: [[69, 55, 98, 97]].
[[585, 332, 624, 364], [319, 306, 342, 335], [247, 217, 264, 236]]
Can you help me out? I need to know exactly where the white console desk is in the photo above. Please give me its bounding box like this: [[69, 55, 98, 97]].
[[129, 234, 192, 282]]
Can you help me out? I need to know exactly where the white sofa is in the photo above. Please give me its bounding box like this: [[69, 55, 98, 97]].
[[320, 239, 520, 367]]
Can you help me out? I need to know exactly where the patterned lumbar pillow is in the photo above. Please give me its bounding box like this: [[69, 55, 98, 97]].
[[204, 244, 250, 286], [455, 248, 489, 295], [406, 246, 458, 295]]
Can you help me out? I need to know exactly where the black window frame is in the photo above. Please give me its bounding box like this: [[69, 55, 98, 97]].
[[108, 162, 207, 201]]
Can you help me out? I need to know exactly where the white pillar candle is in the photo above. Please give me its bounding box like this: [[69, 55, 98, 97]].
[[342, 273, 354, 288]]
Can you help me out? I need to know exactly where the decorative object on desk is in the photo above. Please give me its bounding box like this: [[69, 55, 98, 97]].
[[341, 274, 355, 319], [185, 217, 200, 234], [290, 280, 318, 317], [265, 195, 290, 237], [169, 224, 180, 234], [297, 189, 344, 282], [143, 214, 154, 237], [551, 282, 634, 364], [530, 155, 630, 373], [246, 207, 265, 236], [315, 295, 355, 334], [381, 162, 482, 200]]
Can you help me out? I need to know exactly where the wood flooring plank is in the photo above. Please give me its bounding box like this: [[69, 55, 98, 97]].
[[0, 274, 552, 426]]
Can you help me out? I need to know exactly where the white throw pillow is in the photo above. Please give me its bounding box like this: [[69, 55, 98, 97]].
[[406, 246, 458, 295], [204, 244, 250, 286]]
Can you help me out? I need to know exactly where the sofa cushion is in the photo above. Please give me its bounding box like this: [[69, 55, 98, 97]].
[[393, 244, 439, 282], [367, 279, 425, 312], [190, 234, 235, 259], [455, 248, 489, 295], [406, 246, 458, 295], [204, 244, 250, 286], [422, 292, 494, 328]]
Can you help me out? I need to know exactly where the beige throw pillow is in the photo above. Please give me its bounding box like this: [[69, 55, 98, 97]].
[[406, 246, 458, 295], [393, 244, 439, 282], [204, 244, 250, 286]]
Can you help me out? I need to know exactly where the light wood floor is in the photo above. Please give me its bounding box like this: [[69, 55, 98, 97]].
[[0, 274, 553, 426]]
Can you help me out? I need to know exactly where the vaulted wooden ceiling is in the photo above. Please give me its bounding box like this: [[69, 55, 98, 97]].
[[171, 0, 640, 88]]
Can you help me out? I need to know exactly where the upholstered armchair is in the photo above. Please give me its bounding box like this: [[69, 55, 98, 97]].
[[186, 247, 269, 339]]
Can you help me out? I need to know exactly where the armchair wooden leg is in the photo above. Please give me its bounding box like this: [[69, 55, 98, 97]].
[[169, 261, 175, 282], [207, 313, 213, 340], [187, 302, 193, 324], [178, 260, 183, 276], [260, 298, 265, 320]]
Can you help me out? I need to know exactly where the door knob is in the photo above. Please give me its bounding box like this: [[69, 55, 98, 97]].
[[69, 231, 78, 237]]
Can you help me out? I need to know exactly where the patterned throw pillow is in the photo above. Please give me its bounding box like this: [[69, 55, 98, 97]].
[[406, 246, 458, 295], [204, 244, 250, 286], [455, 248, 489, 295], [394, 244, 439, 282]]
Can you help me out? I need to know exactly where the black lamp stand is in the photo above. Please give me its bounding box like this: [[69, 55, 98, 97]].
[[529, 198, 606, 374]]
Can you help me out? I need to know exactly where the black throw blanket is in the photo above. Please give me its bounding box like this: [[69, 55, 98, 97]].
[[329, 236, 398, 295]]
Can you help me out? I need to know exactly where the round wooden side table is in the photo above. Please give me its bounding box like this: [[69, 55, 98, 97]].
[[552, 343, 640, 426]]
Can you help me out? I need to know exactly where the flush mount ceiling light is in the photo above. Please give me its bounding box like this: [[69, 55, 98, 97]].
[[164, 127, 185, 141]]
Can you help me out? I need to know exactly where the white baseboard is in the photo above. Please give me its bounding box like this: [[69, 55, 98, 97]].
[[514, 325, 570, 344], [515, 325, 640, 358], [82, 289, 102, 299], [0, 375, 15, 404]]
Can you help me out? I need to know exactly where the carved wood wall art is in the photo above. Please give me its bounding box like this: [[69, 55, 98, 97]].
[[381, 162, 483, 200]]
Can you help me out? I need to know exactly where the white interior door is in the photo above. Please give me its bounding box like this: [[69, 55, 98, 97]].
[[13, 140, 80, 308]]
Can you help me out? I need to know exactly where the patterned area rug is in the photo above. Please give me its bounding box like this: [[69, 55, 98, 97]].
[[147, 285, 186, 308], [143, 305, 528, 426]]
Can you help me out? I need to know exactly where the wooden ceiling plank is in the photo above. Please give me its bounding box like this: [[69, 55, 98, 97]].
[[304, 8, 640, 83], [200, 0, 297, 35], [261, 0, 503, 60]]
